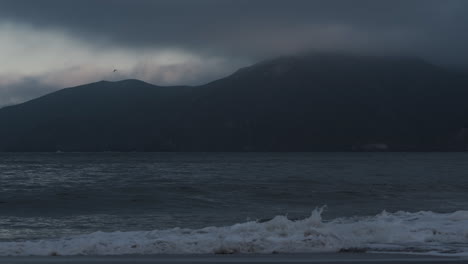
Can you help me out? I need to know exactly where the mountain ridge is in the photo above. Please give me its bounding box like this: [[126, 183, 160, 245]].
[[1, 53, 468, 152]]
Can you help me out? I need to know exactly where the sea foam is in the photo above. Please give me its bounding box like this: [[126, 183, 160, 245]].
[[1, 208, 468, 256]]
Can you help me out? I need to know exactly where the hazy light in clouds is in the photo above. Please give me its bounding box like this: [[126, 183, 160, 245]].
[[0, 22, 236, 84], [0, 22, 248, 106], [2, 0, 467, 107]]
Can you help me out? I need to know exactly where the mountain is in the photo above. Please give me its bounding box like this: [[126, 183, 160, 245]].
[[1, 53, 468, 152], [0, 80, 193, 151]]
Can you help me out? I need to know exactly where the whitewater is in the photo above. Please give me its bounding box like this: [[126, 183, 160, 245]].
[[2, 152, 468, 257], [1, 209, 467, 256]]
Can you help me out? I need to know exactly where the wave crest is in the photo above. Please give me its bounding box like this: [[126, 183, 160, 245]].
[[1, 208, 468, 256]]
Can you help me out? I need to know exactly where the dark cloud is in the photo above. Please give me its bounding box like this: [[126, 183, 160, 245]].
[[1, 0, 468, 65]]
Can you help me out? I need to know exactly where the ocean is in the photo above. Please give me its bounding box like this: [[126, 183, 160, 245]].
[[0, 152, 468, 256]]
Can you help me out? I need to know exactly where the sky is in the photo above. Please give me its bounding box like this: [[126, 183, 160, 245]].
[[0, 0, 468, 106]]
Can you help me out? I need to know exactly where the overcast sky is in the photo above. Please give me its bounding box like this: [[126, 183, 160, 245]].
[[1, 0, 467, 106]]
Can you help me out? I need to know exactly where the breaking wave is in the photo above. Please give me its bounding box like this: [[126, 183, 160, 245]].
[[1, 208, 468, 256]]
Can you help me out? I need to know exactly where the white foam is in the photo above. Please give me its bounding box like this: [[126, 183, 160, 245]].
[[1, 208, 468, 256]]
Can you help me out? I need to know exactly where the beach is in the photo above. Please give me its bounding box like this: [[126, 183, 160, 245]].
[[0, 253, 466, 264]]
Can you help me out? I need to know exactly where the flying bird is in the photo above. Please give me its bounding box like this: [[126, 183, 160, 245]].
[[113, 69, 118, 73]]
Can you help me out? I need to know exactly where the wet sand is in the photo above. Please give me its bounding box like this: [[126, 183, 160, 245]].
[[0, 253, 466, 264]]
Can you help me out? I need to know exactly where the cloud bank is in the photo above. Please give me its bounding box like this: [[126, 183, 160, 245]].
[[0, 0, 467, 106]]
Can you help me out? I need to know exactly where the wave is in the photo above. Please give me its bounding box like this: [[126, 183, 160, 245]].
[[1, 208, 468, 256]]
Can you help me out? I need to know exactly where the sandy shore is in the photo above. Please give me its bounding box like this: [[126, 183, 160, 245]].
[[0, 253, 466, 264]]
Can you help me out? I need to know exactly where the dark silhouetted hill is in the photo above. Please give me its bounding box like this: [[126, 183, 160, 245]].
[[1, 54, 468, 151]]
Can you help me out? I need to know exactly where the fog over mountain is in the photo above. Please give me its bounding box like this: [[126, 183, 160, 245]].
[[1, 54, 468, 152], [1, 0, 468, 106]]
